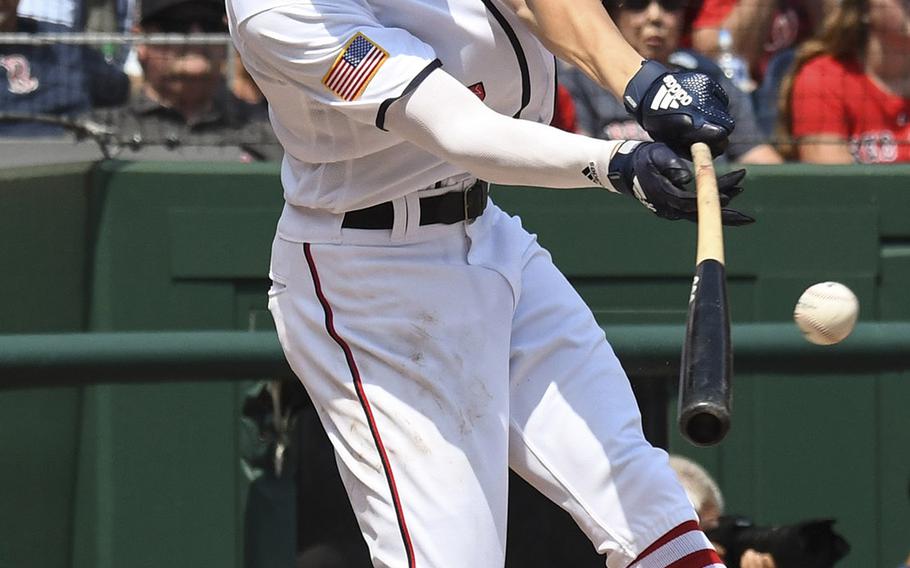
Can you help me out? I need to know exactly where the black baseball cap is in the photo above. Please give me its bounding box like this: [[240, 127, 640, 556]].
[[140, 0, 224, 23]]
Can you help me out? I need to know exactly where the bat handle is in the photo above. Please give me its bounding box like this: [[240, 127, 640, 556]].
[[691, 142, 724, 265]]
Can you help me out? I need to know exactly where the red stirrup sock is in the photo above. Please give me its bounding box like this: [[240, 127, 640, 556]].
[[628, 520, 725, 568]]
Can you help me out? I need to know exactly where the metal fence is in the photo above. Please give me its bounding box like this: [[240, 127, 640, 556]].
[[2, 8, 909, 165], [0, 30, 281, 161]]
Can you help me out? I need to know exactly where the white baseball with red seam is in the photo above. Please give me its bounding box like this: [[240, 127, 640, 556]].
[[793, 282, 859, 345]]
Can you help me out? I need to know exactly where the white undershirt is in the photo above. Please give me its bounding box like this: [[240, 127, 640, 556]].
[[385, 69, 624, 192]]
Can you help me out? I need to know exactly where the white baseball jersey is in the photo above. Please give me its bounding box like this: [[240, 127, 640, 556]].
[[228, 0, 555, 218]]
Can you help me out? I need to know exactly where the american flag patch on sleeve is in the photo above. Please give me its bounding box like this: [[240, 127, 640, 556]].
[[322, 32, 389, 101]]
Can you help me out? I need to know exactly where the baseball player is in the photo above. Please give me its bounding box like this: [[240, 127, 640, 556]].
[[226, 0, 753, 566]]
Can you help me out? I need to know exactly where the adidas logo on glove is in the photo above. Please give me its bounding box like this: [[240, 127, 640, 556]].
[[649, 75, 692, 110]]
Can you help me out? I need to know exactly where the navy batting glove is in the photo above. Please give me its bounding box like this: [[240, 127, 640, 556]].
[[623, 60, 735, 158], [607, 141, 754, 226]]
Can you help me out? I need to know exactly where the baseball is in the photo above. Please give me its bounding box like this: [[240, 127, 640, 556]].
[[793, 282, 859, 345]]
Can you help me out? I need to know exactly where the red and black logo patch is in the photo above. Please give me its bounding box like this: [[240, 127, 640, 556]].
[[467, 82, 486, 101]]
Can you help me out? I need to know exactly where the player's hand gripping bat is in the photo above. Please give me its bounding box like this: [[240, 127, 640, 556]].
[[678, 142, 733, 446]]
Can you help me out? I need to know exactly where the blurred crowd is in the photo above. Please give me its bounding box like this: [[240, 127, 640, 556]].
[[0, 0, 281, 162], [556, 0, 910, 165], [0, 0, 908, 163]]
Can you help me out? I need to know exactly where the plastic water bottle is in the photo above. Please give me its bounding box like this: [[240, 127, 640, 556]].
[[716, 28, 755, 92]]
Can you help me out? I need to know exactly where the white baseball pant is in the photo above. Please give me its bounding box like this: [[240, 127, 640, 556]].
[[267, 199, 698, 568]]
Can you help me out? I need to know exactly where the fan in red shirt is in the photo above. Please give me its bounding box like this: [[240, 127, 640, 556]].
[[778, 0, 910, 163]]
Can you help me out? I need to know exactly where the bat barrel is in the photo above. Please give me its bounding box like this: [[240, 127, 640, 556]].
[[678, 401, 730, 447], [678, 258, 732, 446]]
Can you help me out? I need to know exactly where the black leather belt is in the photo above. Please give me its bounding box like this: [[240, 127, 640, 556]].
[[342, 180, 489, 230]]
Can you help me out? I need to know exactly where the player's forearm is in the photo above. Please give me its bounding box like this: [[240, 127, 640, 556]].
[[502, 0, 643, 97], [385, 69, 623, 190]]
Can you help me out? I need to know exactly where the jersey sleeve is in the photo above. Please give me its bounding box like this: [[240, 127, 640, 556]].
[[790, 57, 849, 140], [232, 1, 439, 126]]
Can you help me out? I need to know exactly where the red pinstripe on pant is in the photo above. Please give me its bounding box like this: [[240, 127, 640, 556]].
[[304, 243, 417, 568]]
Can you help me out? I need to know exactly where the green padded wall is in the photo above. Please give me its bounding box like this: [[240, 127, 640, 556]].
[[0, 163, 93, 568], [496, 164, 910, 568], [75, 161, 284, 568]]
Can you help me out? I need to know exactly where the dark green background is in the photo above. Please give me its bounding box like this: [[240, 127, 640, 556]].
[[1, 161, 908, 567]]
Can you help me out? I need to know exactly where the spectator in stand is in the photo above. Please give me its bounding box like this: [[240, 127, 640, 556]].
[[15, 0, 82, 28], [230, 47, 265, 106], [561, 0, 782, 164], [689, 0, 835, 139], [11, 0, 137, 61], [14, 0, 137, 67], [0, 0, 130, 137], [777, 0, 910, 163], [669, 456, 778, 568], [689, 0, 827, 82], [15, 0, 134, 33], [96, 0, 281, 161], [552, 78, 579, 133]]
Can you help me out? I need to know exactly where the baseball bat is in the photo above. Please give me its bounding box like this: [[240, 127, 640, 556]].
[[677, 142, 732, 447]]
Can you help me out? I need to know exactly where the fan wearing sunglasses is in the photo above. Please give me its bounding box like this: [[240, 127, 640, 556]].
[[561, 0, 783, 164], [90, 0, 280, 161]]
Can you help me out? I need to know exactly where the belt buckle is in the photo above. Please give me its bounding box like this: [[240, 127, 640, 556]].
[[463, 180, 486, 224]]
